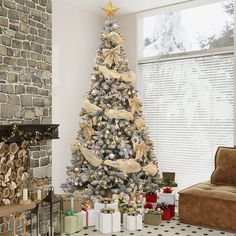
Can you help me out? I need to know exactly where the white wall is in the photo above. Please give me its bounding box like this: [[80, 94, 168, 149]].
[[119, 14, 137, 72], [52, 0, 102, 193]]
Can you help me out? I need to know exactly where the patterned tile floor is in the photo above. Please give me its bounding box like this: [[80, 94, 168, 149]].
[[65, 215, 236, 236]]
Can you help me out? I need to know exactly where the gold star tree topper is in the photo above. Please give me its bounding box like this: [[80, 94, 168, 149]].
[[102, 1, 119, 18]]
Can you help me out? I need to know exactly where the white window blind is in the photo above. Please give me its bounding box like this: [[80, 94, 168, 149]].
[[137, 53, 234, 191]]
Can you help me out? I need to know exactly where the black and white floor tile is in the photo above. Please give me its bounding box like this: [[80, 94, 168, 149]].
[[65, 216, 236, 236]]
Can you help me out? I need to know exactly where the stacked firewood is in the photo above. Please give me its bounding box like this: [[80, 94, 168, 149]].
[[0, 141, 29, 206]]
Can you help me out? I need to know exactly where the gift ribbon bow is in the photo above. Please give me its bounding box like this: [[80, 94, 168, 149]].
[[133, 141, 148, 161], [163, 187, 173, 193], [129, 98, 142, 114], [80, 119, 94, 139], [101, 208, 115, 214], [64, 210, 74, 216], [102, 46, 123, 67], [81, 207, 89, 228]]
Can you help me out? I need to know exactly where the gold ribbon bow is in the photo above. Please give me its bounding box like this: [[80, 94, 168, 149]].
[[135, 118, 146, 131], [129, 97, 142, 114], [102, 46, 123, 67], [80, 120, 94, 139], [133, 141, 148, 161]]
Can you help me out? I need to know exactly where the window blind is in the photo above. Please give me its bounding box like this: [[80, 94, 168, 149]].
[[137, 53, 234, 191]]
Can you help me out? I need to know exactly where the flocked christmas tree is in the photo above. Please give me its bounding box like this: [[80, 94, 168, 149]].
[[62, 1, 160, 200]]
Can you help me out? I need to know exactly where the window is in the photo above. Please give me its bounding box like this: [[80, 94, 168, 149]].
[[140, 0, 234, 58], [137, 0, 234, 191]]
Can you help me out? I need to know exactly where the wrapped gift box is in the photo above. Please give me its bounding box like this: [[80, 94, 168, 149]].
[[64, 211, 83, 233], [144, 212, 162, 225], [94, 198, 118, 212], [81, 209, 96, 227], [158, 192, 176, 205], [61, 195, 81, 212], [97, 209, 121, 233], [144, 203, 153, 209], [74, 212, 84, 231], [146, 192, 157, 203], [161, 206, 172, 221], [64, 216, 77, 234], [123, 213, 142, 231]]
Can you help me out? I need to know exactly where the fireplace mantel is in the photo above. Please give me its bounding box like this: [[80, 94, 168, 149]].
[[0, 124, 59, 142]]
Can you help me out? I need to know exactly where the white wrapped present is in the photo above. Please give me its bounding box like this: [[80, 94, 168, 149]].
[[81, 208, 96, 227], [97, 208, 121, 234], [158, 192, 176, 205], [94, 198, 118, 212], [123, 213, 142, 231]]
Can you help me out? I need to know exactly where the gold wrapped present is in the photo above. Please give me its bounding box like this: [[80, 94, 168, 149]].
[[61, 195, 81, 213]]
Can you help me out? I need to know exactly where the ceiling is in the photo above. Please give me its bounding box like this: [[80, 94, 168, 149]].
[[65, 0, 186, 16]]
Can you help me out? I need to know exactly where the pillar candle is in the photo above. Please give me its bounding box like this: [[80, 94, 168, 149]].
[[37, 189, 42, 200], [23, 189, 28, 201]]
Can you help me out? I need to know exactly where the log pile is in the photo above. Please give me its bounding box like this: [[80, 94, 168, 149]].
[[0, 141, 29, 206]]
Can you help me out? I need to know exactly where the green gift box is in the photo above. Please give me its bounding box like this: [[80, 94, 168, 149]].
[[64, 211, 83, 233], [144, 212, 162, 226]]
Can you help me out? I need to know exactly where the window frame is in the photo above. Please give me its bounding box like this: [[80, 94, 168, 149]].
[[137, 0, 234, 62], [137, 0, 235, 145]]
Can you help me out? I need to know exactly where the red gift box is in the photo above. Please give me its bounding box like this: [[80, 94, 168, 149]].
[[161, 206, 172, 221], [146, 192, 157, 203], [156, 203, 174, 220], [144, 203, 153, 209], [170, 204, 175, 217]]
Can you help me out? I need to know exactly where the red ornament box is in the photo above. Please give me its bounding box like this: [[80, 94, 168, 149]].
[[156, 204, 175, 220], [162, 206, 172, 221], [146, 192, 157, 203]]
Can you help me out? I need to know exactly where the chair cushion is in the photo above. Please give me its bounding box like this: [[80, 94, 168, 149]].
[[178, 181, 236, 232], [179, 181, 236, 202], [211, 147, 236, 186]]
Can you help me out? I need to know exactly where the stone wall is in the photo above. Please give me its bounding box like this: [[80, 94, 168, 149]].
[[0, 0, 52, 232], [0, 0, 52, 178]]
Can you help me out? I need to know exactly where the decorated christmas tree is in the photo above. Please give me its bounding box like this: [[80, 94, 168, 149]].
[[62, 1, 160, 199]]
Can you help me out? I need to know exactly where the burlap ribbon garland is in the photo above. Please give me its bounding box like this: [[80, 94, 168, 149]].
[[129, 98, 142, 114], [80, 120, 94, 139], [105, 109, 134, 121], [70, 140, 102, 167], [80, 145, 102, 167], [133, 141, 148, 161], [99, 65, 136, 84], [106, 32, 124, 45], [99, 65, 121, 79], [102, 46, 123, 67], [104, 159, 142, 174], [83, 97, 102, 114]]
